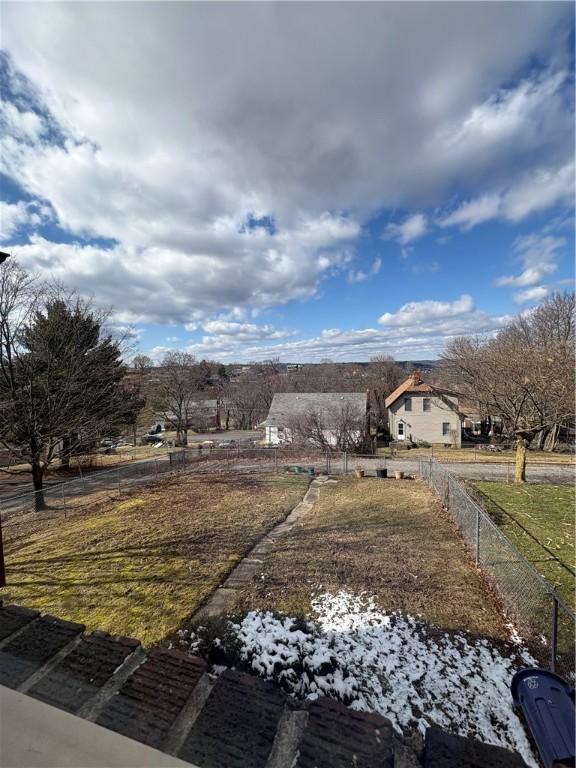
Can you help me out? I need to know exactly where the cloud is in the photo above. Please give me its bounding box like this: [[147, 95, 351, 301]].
[[513, 285, 549, 304], [438, 194, 501, 230], [166, 300, 509, 363], [495, 232, 565, 287], [0, 99, 45, 142], [384, 214, 428, 246], [0, 200, 49, 241], [10, 220, 358, 326], [378, 294, 474, 327], [0, 2, 572, 324], [348, 257, 382, 284], [201, 320, 295, 341], [438, 161, 574, 230]]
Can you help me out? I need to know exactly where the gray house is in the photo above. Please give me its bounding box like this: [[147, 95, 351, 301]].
[[260, 392, 368, 446], [385, 373, 463, 447]]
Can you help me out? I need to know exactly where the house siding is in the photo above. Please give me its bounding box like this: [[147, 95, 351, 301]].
[[265, 425, 353, 447], [388, 395, 462, 446]]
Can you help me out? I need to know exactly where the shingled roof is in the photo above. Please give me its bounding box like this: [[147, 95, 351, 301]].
[[384, 372, 465, 416], [0, 604, 528, 768], [260, 392, 368, 428]]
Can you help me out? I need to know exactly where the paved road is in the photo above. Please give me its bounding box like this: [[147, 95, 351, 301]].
[[354, 457, 575, 485]]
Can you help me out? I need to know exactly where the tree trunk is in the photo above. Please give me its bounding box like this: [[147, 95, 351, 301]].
[[31, 459, 47, 511], [514, 437, 528, 483]]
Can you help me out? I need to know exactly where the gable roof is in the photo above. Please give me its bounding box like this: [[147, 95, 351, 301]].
[[260, 392, 368, 428], [385, 372, 461, 415]]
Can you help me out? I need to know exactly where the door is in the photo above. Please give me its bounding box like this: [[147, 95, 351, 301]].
[[397, 422, 405, 441]]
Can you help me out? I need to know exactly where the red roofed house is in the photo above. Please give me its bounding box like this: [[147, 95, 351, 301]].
[[385, 372, 464, 447]]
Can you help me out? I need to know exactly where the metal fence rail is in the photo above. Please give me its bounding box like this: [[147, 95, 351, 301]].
[[0, 455, 174, 522], [420, 457, 575, 679], [0, 447, 353, 522]]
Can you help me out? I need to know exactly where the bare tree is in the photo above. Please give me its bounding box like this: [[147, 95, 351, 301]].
[[288, 402, 368, 452], [155, 351, 203, 445], [219, 361, 281, 430], [367, 355, 403, 432], [132, 354, 153, 373], [442, 292, 575, 482]]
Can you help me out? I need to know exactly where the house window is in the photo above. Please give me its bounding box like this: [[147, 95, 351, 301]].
[[442, 422, 451, 436], [423, 398, 431, 412], [404, 397, 412, 411]]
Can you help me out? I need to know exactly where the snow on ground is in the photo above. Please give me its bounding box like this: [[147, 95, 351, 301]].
[[181, 591, 538, 766]]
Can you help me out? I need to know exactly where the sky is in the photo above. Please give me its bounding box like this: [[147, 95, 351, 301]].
[[0, 1, 574, 363]]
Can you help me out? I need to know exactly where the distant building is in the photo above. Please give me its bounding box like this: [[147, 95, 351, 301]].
[[385, 372, 464, 447], [259, 392, 368, 446]]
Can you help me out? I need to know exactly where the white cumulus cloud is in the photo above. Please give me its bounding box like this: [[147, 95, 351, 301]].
[[378, 294, 475, 327]]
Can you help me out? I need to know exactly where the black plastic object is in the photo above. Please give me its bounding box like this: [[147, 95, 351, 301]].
[[375, 468, 387, 478], [511, 667, 575, 768]]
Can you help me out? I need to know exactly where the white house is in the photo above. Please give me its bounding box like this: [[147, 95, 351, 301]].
[[259, 392, 368, 446]]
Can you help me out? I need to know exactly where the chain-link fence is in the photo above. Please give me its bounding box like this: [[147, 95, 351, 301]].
[[0, 447, 349, 523], [420, 457, 575, 679], [0, 455, 177, 523]]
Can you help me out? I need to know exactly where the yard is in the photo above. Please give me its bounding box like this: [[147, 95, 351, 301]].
[[472, 482, 575, 608], [0, 472, 308, 645], [177, 477, 538, 765], [232, 476, 507, 639]]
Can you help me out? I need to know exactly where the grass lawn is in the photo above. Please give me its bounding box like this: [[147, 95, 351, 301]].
[[1, 472, 308, 645], [234, 477, 507, 640], [472, 482, 575, 608], [378, 446, 575, 464]]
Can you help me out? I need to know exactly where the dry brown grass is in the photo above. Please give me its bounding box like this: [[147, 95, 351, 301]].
[[235, 477, 507, 639], [1, 472, 308, 645]]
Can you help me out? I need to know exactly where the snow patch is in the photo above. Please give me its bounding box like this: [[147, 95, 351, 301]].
[[184, 592, 539, 766]]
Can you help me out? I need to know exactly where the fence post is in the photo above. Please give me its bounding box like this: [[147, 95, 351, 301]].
[[155, 459, 159, 480], [344, 451, 348, 475], [551, 595, 559, 673], [475, 507, 480, 565], [61, 485, 67, 519], [274, 450, 278, 474], [506, 462, 510, 484], [117, 466, 121, 496]]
